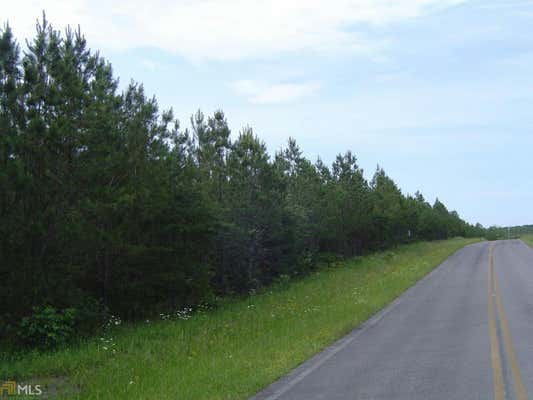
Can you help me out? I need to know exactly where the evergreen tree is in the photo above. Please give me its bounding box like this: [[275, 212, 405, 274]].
[[0, 17, 485, 344]]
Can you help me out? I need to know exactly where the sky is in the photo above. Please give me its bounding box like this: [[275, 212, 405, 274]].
[[4, 0, 533, 227]]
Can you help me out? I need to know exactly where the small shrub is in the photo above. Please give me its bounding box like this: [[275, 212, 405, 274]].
[[18, 306, 77, 348], [275, 274, 291, 288], [298, 250, 315, 272], [316, 253, 344, 268]]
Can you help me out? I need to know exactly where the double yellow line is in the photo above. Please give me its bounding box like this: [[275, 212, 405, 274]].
[[488, 244, 528, 400]]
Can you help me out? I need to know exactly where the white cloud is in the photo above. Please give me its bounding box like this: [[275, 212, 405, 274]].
[[230, 79, 321, 103], [4, 0, 465, 61], [140, 59, 163, 70], [474, 1, 533, 10]]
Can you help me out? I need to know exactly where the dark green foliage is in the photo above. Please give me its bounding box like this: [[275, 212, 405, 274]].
[[0, 17, 486, 347], [19, 306, 77, 348]]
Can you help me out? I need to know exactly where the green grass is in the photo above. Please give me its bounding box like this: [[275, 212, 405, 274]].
[[0, 238, 480, 399], [519, 234, 533, 248]]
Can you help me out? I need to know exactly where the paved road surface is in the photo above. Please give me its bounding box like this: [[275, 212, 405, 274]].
[[252, 240, 533, 400]]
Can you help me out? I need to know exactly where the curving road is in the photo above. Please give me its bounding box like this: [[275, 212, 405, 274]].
[[252, 240, 533, 400]]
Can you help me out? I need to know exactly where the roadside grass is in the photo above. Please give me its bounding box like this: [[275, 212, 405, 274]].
[[519, 234, 533, 248], [0, 237, 480, 399]]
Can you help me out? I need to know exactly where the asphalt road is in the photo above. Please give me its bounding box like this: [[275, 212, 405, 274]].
[[252, 240, 533, 400]]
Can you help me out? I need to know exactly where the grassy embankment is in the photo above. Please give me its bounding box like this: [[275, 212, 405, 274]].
[[0, 237, 480, 399], [519, 234, 533, 247]]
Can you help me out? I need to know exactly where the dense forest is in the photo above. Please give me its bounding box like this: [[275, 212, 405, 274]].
[[0, 18, 485, 346]]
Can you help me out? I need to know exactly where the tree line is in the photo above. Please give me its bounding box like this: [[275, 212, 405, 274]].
[[485, 224, 533, 240], [0, 18, 485, 343]]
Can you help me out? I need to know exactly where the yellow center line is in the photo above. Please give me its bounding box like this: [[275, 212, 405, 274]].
[[492, 248, 529, 400], [488, 245, 505, 400]]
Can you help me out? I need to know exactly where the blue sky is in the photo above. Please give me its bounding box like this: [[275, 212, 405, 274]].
[[5, 0, 533, 227]]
